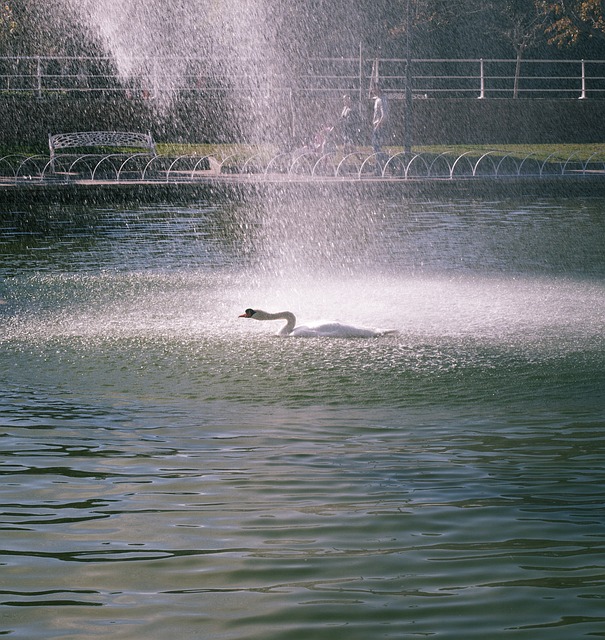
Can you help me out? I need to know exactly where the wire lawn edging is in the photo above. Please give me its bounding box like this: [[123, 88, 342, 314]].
[[2, 147, 605, 184]]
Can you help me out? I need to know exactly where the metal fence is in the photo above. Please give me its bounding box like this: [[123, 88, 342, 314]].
[[1, 55, 605, 99]]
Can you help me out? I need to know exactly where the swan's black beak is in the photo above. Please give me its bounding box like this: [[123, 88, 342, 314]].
[[239, 309, 255, 318]]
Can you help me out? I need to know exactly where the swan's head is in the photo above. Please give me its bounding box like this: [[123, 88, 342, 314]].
[[239, 310, 296, 335], [239, 308, 257, 318]]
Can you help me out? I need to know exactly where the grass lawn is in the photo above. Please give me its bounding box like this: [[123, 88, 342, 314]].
[[156, 143, 605, 164], [410, 144, 605, 162], [3, 142, 605, 164]]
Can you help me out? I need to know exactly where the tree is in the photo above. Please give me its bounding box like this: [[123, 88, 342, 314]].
[[539, 0, 605, 46], [485, 1, 550, 97]]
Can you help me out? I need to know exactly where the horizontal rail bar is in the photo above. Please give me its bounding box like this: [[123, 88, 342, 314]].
[[1, 56, 605, 99]]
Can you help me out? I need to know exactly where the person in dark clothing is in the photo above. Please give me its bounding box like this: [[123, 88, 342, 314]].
[[340, 94, 360, 151]]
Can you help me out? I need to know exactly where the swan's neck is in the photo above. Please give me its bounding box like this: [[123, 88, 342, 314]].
[[257, 310, 296, 335], [273, 311, 296, 336]]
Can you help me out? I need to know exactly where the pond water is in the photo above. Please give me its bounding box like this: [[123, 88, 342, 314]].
[[1, 193, 604, 639]]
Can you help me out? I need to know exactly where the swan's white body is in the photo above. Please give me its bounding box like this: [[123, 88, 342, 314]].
[[239, 309, 395, 338]]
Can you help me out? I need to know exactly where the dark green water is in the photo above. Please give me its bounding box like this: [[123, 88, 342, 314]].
[[1, 195, 604, 639]]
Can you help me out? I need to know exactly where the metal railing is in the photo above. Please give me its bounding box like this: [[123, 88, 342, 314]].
[[1, 56, 605, 99]]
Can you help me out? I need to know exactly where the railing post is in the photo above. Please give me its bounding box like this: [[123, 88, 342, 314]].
[[153, 58, 159, 99], [403, 0, 412, 154], [478, 58, 485, 99], [358, 42, 363, 109], [579, 59, 587, 99], [288, 87, 295, 142], [36, 57, 42, 98]]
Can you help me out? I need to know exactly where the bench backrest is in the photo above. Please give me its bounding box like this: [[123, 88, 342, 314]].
[[49, 131, 157, 158]]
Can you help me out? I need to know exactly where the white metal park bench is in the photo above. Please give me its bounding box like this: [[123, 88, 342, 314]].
[[48, 130, 157, 175]]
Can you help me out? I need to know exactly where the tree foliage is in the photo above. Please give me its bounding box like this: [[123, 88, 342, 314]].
[[490, 1, 550, 56], [539, 0, 605, 45], [1, 2, 17, 46], [0, 0, 100, 55], [2, 0, 605, 59]]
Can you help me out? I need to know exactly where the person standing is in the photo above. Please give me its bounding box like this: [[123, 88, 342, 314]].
[[371, 86, 389, 175], [340, 94, 359, 151]]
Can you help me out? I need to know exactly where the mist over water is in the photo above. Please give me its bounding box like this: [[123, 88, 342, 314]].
[[57, 0, 365, 139], [2, 196, 603, 393], [67, 0, 277, 70]]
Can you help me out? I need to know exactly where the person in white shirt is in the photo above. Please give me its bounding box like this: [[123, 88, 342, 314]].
[[371, 86, 388, 175]]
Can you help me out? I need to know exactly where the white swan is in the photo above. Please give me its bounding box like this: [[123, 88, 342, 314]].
[[239, 308, 396, 338]]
